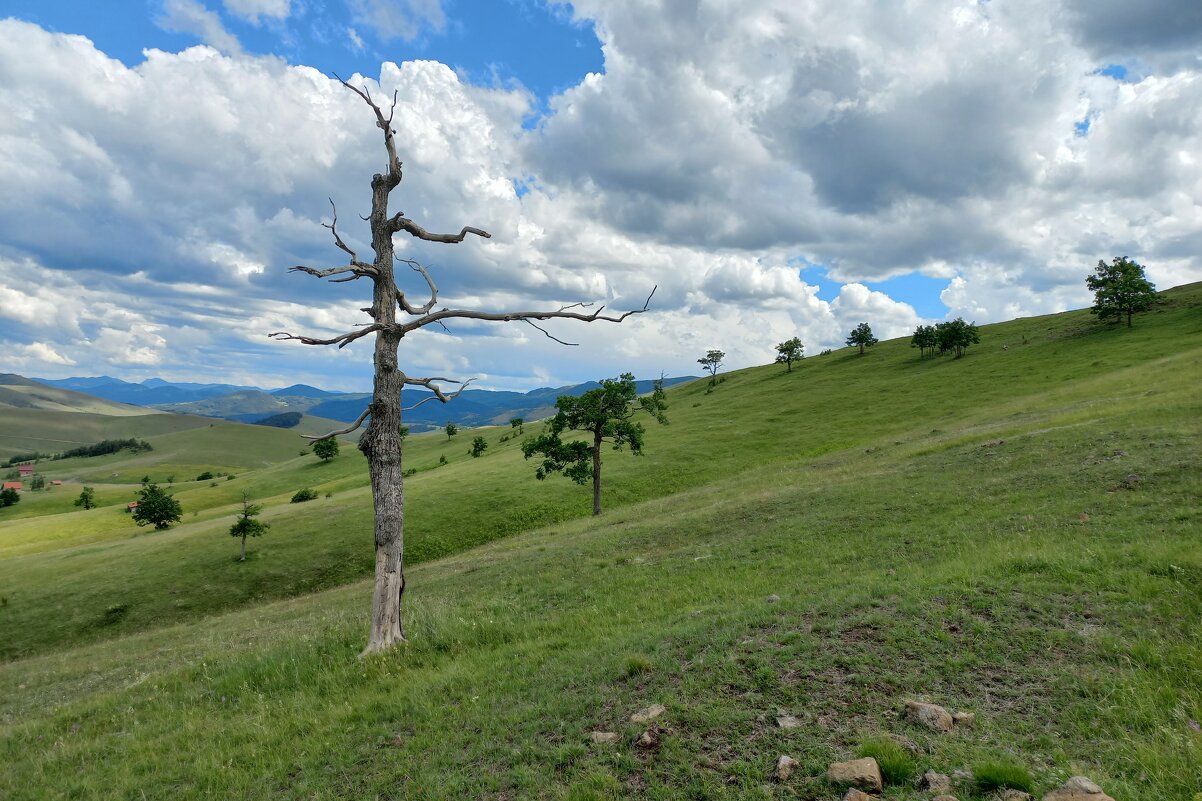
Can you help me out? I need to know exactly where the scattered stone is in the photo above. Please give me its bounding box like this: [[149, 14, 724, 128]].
[[922, 770, 952, 793], [1120, 473, 1142, 489], [775, 755, 797, 781], [952, 768, 974, 782], [589, 731, 619, 744], [827, 757, 883, 793], [630, 703, 665, 724], [1041, 776, 1115, 801], [842, 789, 875, 801], [767, 594, 781, 604], [952, 711, 976, 727], [996, 790, 1033, 801], [636, 730, 657, 749], [1078, 512, 1090, 523], [776, 710, 803, 729], [885, 732, 920, 753], [904, 700, 953, 732], [932, 796, 960, 801]]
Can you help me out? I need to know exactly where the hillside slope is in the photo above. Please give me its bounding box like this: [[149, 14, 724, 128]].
[[0, 286, 1198, 799]]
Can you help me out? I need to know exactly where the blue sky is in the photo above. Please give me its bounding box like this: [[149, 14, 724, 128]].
[[5, 0, 602, 102], [1, 1, 1199, 391]]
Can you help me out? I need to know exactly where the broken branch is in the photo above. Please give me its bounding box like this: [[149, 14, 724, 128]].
[[303, 407, 370, 441]]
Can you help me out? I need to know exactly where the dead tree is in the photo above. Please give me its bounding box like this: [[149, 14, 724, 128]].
[[270, 79, 653, 655]]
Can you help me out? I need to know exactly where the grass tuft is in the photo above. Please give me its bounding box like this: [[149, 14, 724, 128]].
[[623, 654, 654, 677], [974, 758, 1035, 793], [856, 735, 917, 785]]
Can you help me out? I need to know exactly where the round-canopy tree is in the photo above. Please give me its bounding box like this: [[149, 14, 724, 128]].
[[270, 79, 654, 654], [132, 483, 182, 531], [846, 322, 878, 355], [1087, 256, 1156, 328], [774, 337, 803, 372], [313, 437, 339, 462]]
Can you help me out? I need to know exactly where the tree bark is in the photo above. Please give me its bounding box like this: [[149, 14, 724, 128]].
[[358, 157, 410, 654], [240, 534, 246, 561], [592, 428, 603, 516]]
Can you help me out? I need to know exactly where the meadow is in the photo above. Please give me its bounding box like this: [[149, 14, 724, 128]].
[[0, 285, 1198, 799]]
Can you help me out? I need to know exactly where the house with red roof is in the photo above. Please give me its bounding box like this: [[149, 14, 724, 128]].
[[17, 465, 34, 477], [2, 482, 22, 492]]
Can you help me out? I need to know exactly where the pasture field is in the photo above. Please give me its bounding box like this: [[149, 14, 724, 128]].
[[0, 285, 1198, 799]]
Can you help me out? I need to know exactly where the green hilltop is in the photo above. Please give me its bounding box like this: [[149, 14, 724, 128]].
[[0, 285, 1199, 799]]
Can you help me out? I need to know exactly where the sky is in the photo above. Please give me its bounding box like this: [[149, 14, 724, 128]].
[[1, 0, 1200, 392]]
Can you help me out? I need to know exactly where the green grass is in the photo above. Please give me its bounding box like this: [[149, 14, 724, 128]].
[[0, 284, 1199, 799], [856, 736, 917, 785], [974, 758, 1036, 793]]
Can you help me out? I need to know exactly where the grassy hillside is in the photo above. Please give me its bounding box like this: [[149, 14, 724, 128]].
[[0, 374, 158, 418], [0, 286, 1198, 799]]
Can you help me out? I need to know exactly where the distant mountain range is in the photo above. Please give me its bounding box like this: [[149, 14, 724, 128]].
[[32, 374, 698, 431]]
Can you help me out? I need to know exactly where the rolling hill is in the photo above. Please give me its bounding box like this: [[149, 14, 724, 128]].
[[0, 285, 1199, 800]]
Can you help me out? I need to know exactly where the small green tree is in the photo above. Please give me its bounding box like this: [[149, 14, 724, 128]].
[[74, 486, 96, 510], [774, 337, 804, 372], [522, 374, 667, 515], [910, 324, 938, 358], [469, 436, 488, 458], [229, 493, 269, 561], [291, 488, 319, 503], [846, 322, 878, 355], [132, 483, 183, 530], [0, 487, 19, 508], [30, 474, 45, 491], [445, 421, 459, 440], [697, 349, 725, 385], [510, 417, 524, 434], [935, 317, 981, 358], [313, 437, 339, 462], [1087, 256, 1156, 328]]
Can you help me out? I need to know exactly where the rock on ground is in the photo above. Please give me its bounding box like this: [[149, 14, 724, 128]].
[[630, 703, 665, 724], [904, 700, 954, 732], [922, 770, 952, 792], [1042, 776, 1115, 801], [841, 789, 875, 801], [775, 711, 802, 729], [827, 757, 883, 793], [952, 711, 976, 727], [589, 731, 619, 744], [775, 755, 797, 781]]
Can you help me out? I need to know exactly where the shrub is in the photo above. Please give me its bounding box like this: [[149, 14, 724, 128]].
[[196, 471, 214, 481], [438, 454, 448, 465], [974, 759, 1034, 793], [856, 736, 916, 785], [291, 488, 318, 503]]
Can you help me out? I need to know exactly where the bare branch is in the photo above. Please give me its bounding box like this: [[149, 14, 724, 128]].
[[390, 215, 491, 243], [303, 407, 370, 441], [334, 74, 402, 187], [525, 318, 579, 346], [399, 285, 657, 336], [289, 264, 375, 281], [323, 198, 359, 261], [400, 374, 475, 411], [268, 323, 382, 349], [394, 257, 439, 315]]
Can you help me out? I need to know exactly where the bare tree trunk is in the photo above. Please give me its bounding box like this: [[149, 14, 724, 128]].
[[360, 162, 408, 654], [240, 534, 246, 561], [592, 428, 603, 516]]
